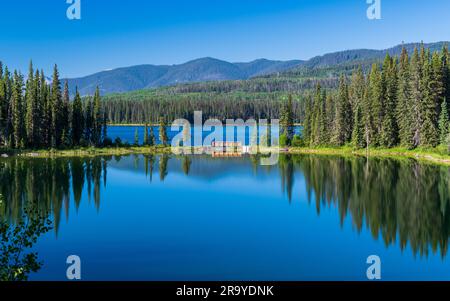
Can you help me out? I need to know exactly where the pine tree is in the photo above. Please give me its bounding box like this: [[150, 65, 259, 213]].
[[366, 63, 383, 146], [280, 94, 294, 143], [92, 86, 103, 146], [143, 123, 149, 145], [396, 47, 414, 148], [380, 55, 399, 147], [350, 66, 366, 148], [0, 68, 6, 145], [333, 74, 352, 146], [409, 47, 424, 147], [148, 125, 155, 146], [25, 61, 36, 147], [11, 71, 24, 148], [159, 117, 168, 146], [51, 65, 63, 147], [302, 93, 313, 146], [352, 102, 365, 148], [71, 88, 84, 146], [84, 99, 93, 144], [420, 51, 440, 147], [439, 98, 449, 144], [62, 80, 70, 146]]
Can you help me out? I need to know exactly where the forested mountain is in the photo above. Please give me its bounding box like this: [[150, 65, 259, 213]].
[[66, 41, 448, 97], [66, 58, 303, 96]]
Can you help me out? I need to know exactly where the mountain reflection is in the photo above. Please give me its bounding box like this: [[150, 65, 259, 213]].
[[0, 154, 450, 258]]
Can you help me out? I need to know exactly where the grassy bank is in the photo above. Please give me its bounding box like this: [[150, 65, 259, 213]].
[[2, 144, 450, 166], [288, 145, 450, 165], [1, 146, 174, 158]]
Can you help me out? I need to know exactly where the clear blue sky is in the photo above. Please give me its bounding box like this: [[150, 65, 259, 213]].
[[1, 0, 449, 78]]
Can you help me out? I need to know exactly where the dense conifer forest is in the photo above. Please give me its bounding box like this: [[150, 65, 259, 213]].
[[2, 44, 450, 151], [0, 62, 107, 149], [302, 45, 450, 149]]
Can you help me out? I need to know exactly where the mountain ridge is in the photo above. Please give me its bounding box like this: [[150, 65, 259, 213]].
[[66, 41, 449, 96]]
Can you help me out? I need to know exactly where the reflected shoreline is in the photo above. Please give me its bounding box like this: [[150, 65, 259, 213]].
[[0, 154, 449, 259]]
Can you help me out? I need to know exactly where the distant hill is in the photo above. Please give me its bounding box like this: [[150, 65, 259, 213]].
[[66, 58, 303, 96], [66, 41, 448, 96]]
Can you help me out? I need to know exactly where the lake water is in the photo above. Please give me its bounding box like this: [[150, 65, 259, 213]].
[[107, 125, 301, 146], [1, 154, 450, 280]]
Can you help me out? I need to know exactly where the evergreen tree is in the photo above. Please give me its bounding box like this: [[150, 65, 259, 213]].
[[333, 74, 352, 146], [410, 47, 423, 147], [25, 61, 37, 147], [92, 86, 103, 146], [351, 102, 365, 148], [159, 117, 168, 146], [148, 125, 155, 146], [366, 63, 383, 146], [51, 65, 63, 147], [11, 71, 24, 148], [302, 93, 313, 146], [84, 99, 93, 144], [396, 47, 414, 148], [280, 94, 295, 143], [71, 88, 84, 146], [143, 123, 149, 145], [439, 98, 449, 144], [380, 55, 399, 147], [62, 80, 70, 146], [420, 51, 440, 147]]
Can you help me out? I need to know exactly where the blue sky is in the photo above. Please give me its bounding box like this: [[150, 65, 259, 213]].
[[1, 0, 449, 78]]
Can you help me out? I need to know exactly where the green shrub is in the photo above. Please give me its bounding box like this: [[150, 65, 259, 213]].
[[279, 134, 289, 147]]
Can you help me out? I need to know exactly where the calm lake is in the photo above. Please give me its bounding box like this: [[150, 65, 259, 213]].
[[107, 125, 302, 146], [1, 154, 450, 280]]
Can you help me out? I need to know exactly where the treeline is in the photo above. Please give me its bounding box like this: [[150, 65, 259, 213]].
[[102, 91, 304, 124], [303, 45, 450, 149], [0, 62, 107, 149]]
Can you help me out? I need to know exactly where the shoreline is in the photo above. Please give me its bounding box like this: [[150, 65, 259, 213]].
[[1, 145, 450, 166]]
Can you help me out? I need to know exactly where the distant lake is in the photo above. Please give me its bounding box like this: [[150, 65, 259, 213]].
[[1, 154, 450, 280], [107, 125, 302, 145]]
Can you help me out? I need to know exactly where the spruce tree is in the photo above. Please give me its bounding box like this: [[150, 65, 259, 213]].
[[352, 102, 365, 148], [420, 51, 440, 147], [396, 47, 414, 148], [380, 55, 399, 147], [11, 71, 24, 148], [280, 95, 295, 143], [84, 99, 93, 144], [51, 65, 63, 147], [366, 63, 383, 146], [71, 88, 84, 146], [92, 86, 103, 146], [410, 47, 423, 147], [159, 117, 168, 146], [439, 98, 449, 144], [149, 125, 155, 146], [62, 80, 70, 146], [333, 74, 352, 146], [25, 61, 36, 147], [143, 123, 149, 145]]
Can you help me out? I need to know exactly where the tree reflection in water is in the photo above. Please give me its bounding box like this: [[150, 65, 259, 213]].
[[0, 154, 449, 261]]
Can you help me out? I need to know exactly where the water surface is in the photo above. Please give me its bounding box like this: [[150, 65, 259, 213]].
[[1, 154, 450, 280]]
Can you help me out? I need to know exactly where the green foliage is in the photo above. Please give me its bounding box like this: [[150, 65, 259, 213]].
[[159, 117, 168, 146], [291, 134, 303, 147], [279, 133, 289, 147], [143, 124, 149, 145], [0, 207, 52, 281], [0, 61, 107, 150], [303, 45, 450, 151]]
